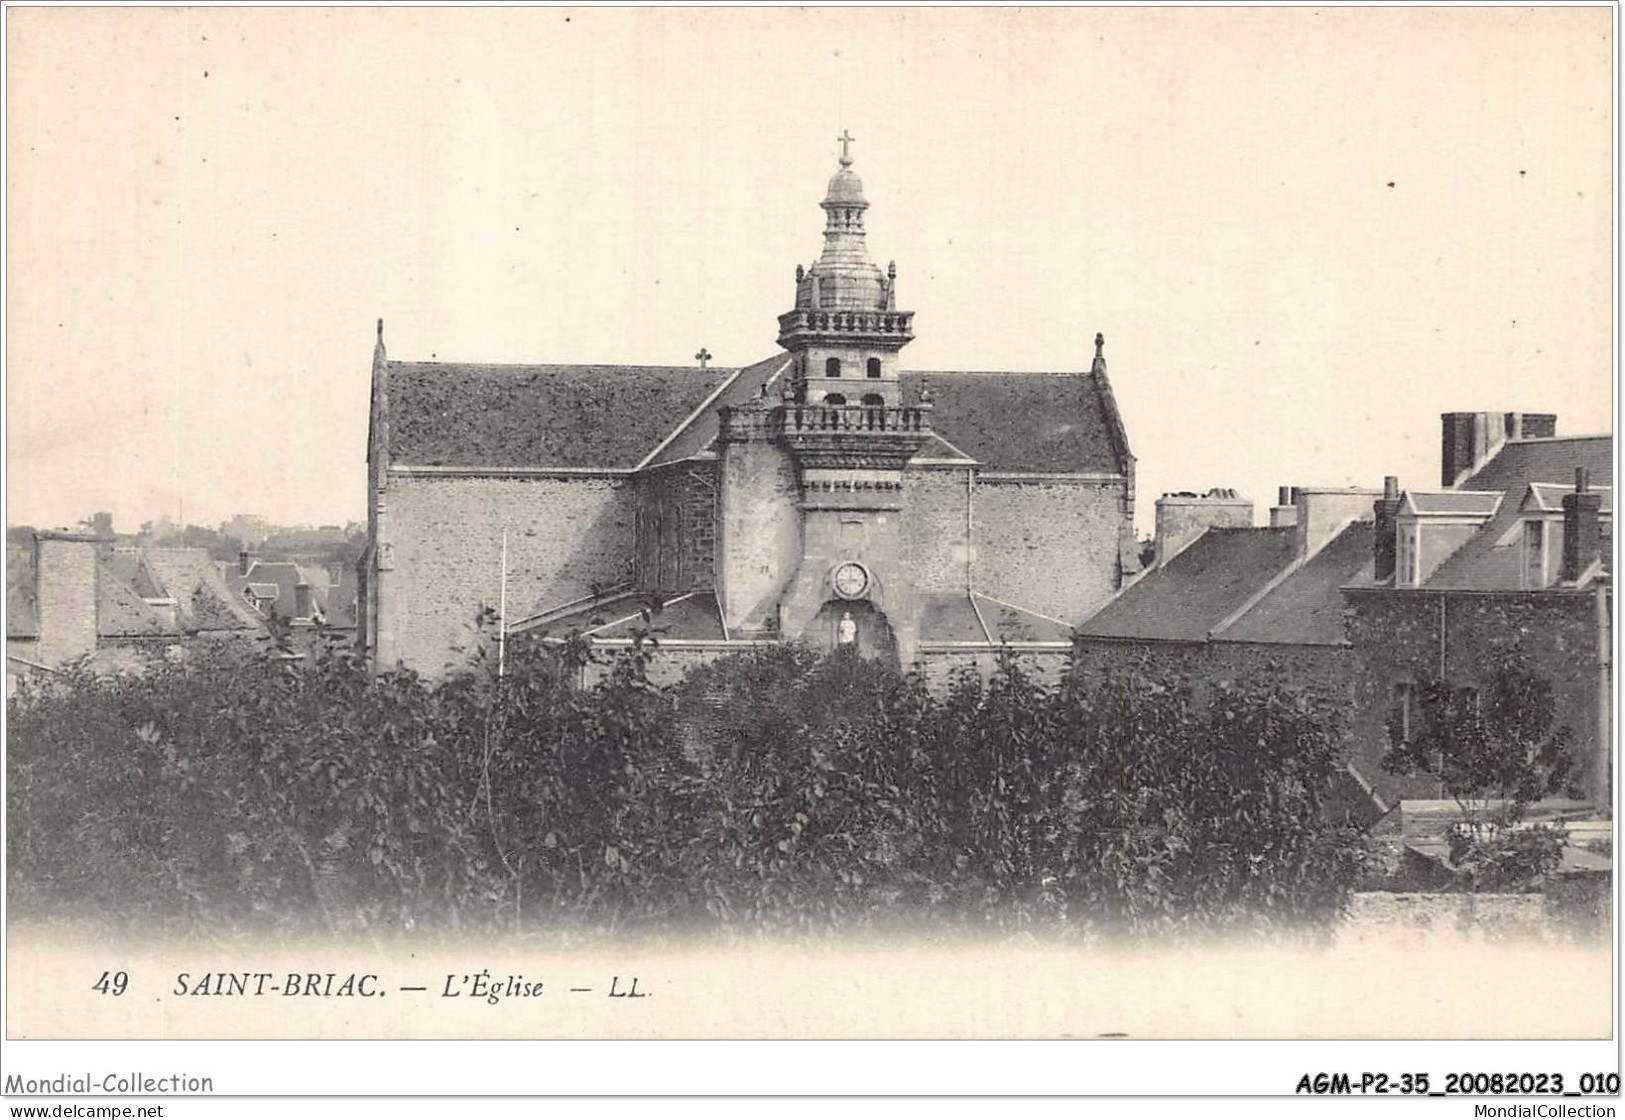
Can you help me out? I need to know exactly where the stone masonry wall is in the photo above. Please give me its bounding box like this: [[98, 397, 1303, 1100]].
[[973, 477, 1127, 625], [635, 463, 717, 594], [901, 467, 972, 595], [379, 474, 634, 675], [717, 433, 801, 634], [1343, 588, 1608, 807], [914, 647, 1070, 692], [1154, 495, 1253, 566], [1068, 637, 1352, 713], [34, 535, 101, 666]]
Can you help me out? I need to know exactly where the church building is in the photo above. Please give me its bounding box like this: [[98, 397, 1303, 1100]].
[[360, 141, 1137, 683]]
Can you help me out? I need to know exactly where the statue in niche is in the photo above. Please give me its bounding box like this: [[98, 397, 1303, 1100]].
[[836, 611, 858, 648]]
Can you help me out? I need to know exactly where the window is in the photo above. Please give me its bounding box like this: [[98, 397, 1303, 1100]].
[[1392, 681, 1415, 742], [860, 393, 884, 406], [1523, 519, 1546, 588], [866, 357, 882, 379], [825, 357, 842, 378], [1396, 525, 1421, 587], [823, 392, 847, 406]]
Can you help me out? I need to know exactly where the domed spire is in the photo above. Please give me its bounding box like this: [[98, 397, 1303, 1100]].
[[823, 129, 869, 212]]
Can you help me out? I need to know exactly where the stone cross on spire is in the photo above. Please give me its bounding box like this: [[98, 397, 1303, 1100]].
[[695, 347, 713, 370], [837, 129, 855, 167]]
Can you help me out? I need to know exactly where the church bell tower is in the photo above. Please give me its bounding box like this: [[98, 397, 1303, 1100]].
[[777, 131, 915, 405]]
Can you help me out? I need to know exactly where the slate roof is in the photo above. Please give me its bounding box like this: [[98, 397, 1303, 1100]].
[[386, 361, 732, 469], [385, 353, 1133, 477], [142, 548, 263, 633], [919, 593, 987, 642], [1216, 520, 1372, 646], [1523, 483, 1613, 513], [530, 592, 727, 641], [1402, 491, 1502, 516], [7, 546, 37, 639], [1077, 527, 1299, 642], [104, 549, 166, 598], [900, 370, 1130, 474], [973, 593, 1073, 643], [1456, 434, 1613, 493], [95, 559, 177, 638], [1425, 435, 1614, 591], [228, 560, 324, 620], [642, 354, 793, 468]]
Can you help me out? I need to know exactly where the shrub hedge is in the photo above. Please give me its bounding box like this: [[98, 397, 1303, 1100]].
[[7, 638, 1367, 940]]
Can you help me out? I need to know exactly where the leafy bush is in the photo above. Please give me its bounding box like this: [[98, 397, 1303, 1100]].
[[7, 638, 1368, 940], [1381, 653, 1581, 892]]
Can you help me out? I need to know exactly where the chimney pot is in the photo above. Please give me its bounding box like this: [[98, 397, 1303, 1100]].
[[1384, 475, 1400, 500], [1576, 467, 1590, 494]]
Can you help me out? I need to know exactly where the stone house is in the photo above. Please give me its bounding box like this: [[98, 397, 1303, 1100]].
[[6, 531, 265, 690], [1342, 412, 1613, 815], [1073, 486, 1381, 818], [360, 146, 1138, 684]]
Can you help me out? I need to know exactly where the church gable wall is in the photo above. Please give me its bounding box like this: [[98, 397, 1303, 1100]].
[[380, 473, 633, 674], [973, 476, 1127, 625]]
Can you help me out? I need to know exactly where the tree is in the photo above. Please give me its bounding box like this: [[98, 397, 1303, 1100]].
[[1380, 654, 1580, 889], [78, 511, 114, 536]]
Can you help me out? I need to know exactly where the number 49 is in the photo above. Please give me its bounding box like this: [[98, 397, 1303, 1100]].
[[92, 971, 128, 997]]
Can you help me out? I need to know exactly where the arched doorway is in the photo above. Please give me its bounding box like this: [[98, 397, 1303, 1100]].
[[807, 599, 898, 666]]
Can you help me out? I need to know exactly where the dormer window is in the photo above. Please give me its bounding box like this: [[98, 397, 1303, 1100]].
[[825, 357, 842, 378], [1395, 524, 1420, 587], [1523, 519, 1547, 589]]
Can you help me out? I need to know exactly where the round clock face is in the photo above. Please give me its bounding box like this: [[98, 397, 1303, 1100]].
[[833, 562, 869, 599]]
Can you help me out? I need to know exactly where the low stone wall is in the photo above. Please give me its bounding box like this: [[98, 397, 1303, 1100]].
[[913, 647, 1071, 692], [1340, 891, 1575, 944]]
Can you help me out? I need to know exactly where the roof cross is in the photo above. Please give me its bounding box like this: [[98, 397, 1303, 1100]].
[[695, 347, 713, 370], [837, 129, 855, 167]]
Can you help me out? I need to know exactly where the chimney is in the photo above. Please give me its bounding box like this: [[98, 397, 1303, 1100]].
[[32, 530, 104, 666], [1372, 476, 1402, 582], [1269, 486, 1299, 528], [1441, 412, 1558, 487], [294, 582, 314, 620], [1293, 487, 1381, 560], [238, 549, 252, 576], [1153, 489, 1254, 566], [1561, 467, 1602, 582]]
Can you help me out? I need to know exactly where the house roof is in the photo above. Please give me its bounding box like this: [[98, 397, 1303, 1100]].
[[1401, 491, 1503, 517], [386, 360, 733, 469], [1217, 520, 1372, 646], [900, 370, 1131, 474], [228, 560, 324, 619], [6, 546, 37, 639], [142, 548, 263, 632], [1425, 435, 1615, 591], [1077, 527, 1299, 642], [95, 558, 177, 638], [1523, 483, 1614, 514], [1456, 434, 1613, 493]]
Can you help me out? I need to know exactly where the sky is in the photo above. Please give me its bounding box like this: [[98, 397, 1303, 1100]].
[[5, 6, 1614, 535]]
